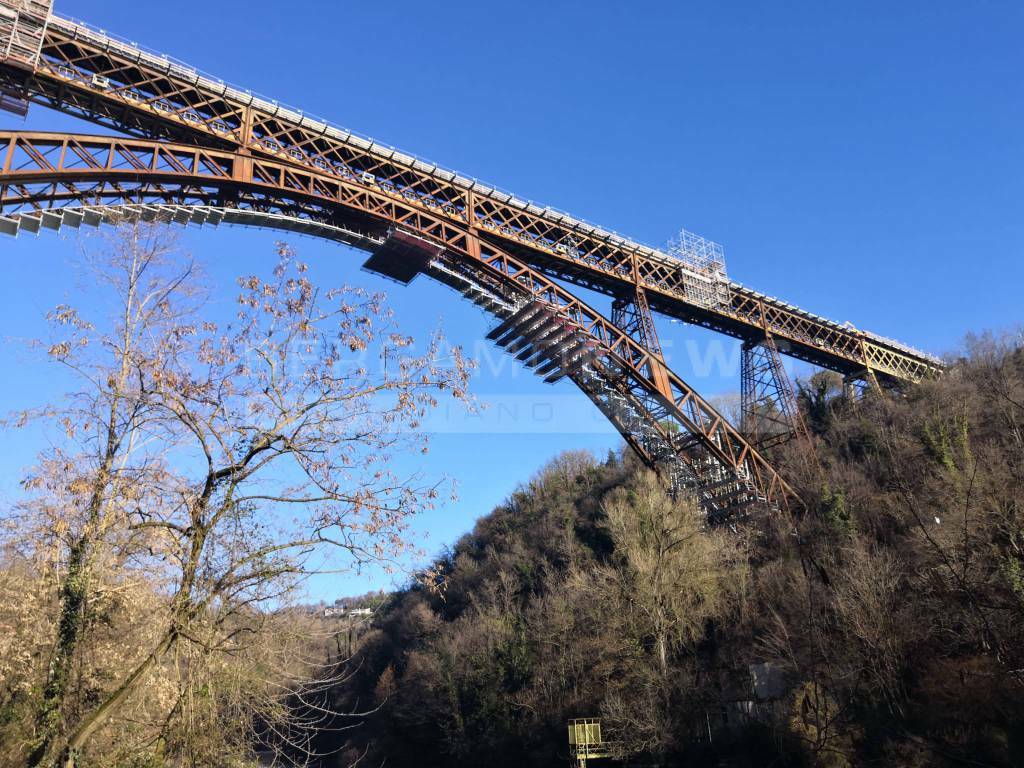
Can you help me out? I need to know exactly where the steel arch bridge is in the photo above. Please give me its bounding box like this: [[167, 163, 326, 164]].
[[0, 1, 942, 520]]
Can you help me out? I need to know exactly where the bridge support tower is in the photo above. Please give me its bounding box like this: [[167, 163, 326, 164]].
[[740, 336, 810, 450]]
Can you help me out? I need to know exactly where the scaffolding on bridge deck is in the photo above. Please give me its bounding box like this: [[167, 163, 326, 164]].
[[0, 0, 50, 114], [665, 228, 731, 311]]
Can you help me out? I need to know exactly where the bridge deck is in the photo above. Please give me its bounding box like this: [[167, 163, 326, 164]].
[[0, 10, 941, 386]]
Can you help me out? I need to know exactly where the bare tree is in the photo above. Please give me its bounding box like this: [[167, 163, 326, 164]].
[[3, 223, 471, 767], [597, 471, 748, 757], [600, 471, 748, 678]]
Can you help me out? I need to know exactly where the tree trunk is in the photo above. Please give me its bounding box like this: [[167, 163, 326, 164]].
[[27, 536, 90, 768], [28, 465, 114, 768], [56, 628, 178, 767]]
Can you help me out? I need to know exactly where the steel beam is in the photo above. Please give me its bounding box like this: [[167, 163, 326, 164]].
[[0, 18, 941, 386]]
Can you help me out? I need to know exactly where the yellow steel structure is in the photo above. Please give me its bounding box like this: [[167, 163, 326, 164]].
[[568, 718, 611, 767]]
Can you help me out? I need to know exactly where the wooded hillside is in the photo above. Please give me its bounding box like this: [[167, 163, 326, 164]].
[[314, 334, 1024, 768]]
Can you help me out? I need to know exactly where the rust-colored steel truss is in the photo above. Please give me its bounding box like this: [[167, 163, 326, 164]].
[[0, 1, 942, 519], [741, 338, 812, 451], [612, 289, 664, 358]]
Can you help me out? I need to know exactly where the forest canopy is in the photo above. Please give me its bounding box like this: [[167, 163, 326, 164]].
[[309, 332, 1024, 768]]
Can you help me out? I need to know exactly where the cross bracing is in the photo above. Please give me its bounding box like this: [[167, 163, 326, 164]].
[[0, 0, 942, 518]]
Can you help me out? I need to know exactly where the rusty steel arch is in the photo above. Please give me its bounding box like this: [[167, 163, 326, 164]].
[[0, 1, 943, 518], [0, 135, 792, 518]]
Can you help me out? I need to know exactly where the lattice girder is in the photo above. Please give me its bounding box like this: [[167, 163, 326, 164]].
[[0, 15, 942, 387], [0, 135, 794, 515], [0, 9, 943, 516]]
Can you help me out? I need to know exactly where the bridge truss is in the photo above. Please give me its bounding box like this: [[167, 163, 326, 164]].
[[0, 0, 942, 519]]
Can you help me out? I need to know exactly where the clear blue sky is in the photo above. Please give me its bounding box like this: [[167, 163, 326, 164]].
[[1, 0, 1021, 599]]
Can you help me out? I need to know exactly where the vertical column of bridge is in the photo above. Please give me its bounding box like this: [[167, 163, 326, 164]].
[[740, 337, 810, 450], [739, 295, 813, 450], [611, 255, 674, 402]]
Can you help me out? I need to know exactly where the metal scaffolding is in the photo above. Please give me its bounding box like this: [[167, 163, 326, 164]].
[[0, 0, 50, 115], [665, 228, 731, 310], [0, 1, 49, 68]]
